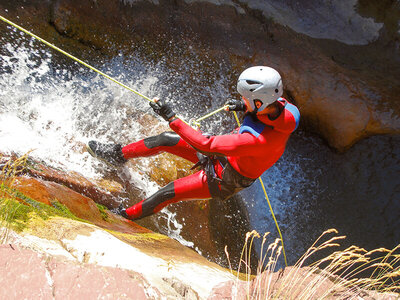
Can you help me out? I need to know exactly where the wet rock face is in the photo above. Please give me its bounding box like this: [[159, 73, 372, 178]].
[[231, 0, 384, 45], [11, 175, 152, 234], [1, 0, 399, 151]]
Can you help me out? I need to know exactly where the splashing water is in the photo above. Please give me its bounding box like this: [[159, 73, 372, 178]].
[[0, 31, 237, 252], [0, 35, 194, 243]]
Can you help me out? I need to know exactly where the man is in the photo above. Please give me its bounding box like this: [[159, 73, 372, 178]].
[[87, 66, 300, 220]]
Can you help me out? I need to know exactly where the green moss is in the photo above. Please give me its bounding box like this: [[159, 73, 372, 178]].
[[0, 185, 86, 233], [0, 197, 29, 232], [50, 200, 85, 221], [96, 203, 110, 221]]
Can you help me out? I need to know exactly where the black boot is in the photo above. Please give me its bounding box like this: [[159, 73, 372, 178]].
[[116, 203, 129, 219], [87, 141, 127, 166]]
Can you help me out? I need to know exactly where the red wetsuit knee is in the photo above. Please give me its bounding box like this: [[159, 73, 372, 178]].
[[125, 170, 210, 219]]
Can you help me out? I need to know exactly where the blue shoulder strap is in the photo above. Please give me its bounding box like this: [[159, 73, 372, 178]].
[[284, 102, 300, 131], [239, 115, 266, 138]]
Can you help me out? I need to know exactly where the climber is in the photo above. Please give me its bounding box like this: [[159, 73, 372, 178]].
[[87, 66, 300, 220]]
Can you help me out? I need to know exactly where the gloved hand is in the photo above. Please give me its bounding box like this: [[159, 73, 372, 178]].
[[150, 98, 176, 122], [225, 99, 246, 112]]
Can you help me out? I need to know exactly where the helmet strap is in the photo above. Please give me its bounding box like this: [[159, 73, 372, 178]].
[[266, 101, 283, 120], [247, 109, 260, 122]]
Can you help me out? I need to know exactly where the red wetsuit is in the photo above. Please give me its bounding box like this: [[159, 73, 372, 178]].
[[122, 98, 300, 220]]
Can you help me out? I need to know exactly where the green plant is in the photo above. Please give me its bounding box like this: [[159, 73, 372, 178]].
[[0, 152, 30, 243], [96, 203, 110, 221]]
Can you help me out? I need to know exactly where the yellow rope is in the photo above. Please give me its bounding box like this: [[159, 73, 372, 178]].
[[195, 105, 229, 123], [258, 177, 288, 266], [0, 15, 153, 102], [233, 111, 288, 266], [1, 15, 288, 265], [233, 110, 242, 125]]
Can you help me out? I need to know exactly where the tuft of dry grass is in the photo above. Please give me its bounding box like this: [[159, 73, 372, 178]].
[[0, 152, 31, 243], [227, 229, 400, 299]]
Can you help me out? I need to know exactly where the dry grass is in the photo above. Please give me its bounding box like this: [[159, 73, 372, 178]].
[[0, 152, 30, 243], [228, 229, 400, 299]]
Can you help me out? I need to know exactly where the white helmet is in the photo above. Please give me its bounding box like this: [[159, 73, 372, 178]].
[[237, 66, 283, 114]]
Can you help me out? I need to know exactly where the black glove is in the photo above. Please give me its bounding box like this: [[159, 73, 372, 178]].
[[225, 99, 246, 112], [150, 100, 176, 122]]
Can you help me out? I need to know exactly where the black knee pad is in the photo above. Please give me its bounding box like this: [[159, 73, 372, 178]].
[[142, 182, 176, 216], [144, 132, 181, 149]]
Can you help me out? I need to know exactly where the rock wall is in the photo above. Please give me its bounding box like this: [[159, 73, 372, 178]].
[[0, 242, 152, 299], [1, 0, 399, 151]]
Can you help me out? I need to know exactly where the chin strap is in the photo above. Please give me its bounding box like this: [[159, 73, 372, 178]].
[[250, 109, 259, 121]]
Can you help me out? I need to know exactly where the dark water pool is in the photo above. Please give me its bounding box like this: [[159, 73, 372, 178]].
[[241, 131, 400, 267]]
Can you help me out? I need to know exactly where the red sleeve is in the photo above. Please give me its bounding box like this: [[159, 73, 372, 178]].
[[169, 118, 263, 156]]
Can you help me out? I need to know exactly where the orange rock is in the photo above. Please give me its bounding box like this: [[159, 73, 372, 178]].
[[166, 200, 218, 260], [13, 177, 52, 206], [26, 163, 126, 209], [12, 176, 151, 234], [149, 153, 195, 186], [13, 176, 104, 222]]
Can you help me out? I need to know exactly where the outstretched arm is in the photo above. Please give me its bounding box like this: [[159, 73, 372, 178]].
[[150, 98, 263, 156], [169, 118, 261, 157]]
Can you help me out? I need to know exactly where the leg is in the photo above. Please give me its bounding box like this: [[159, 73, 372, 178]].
[[87, 132, 198, 165], [125, 170, 211, 220], [122, 132, 198, 163]]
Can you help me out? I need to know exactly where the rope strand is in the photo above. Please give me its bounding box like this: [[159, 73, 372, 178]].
[[0, 15, 153, 102], [0, 15, 230, 125]]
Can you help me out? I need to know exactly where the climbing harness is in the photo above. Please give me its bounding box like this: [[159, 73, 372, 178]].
[[192, 153, 256, 201], [0, 14, 287, 266]]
